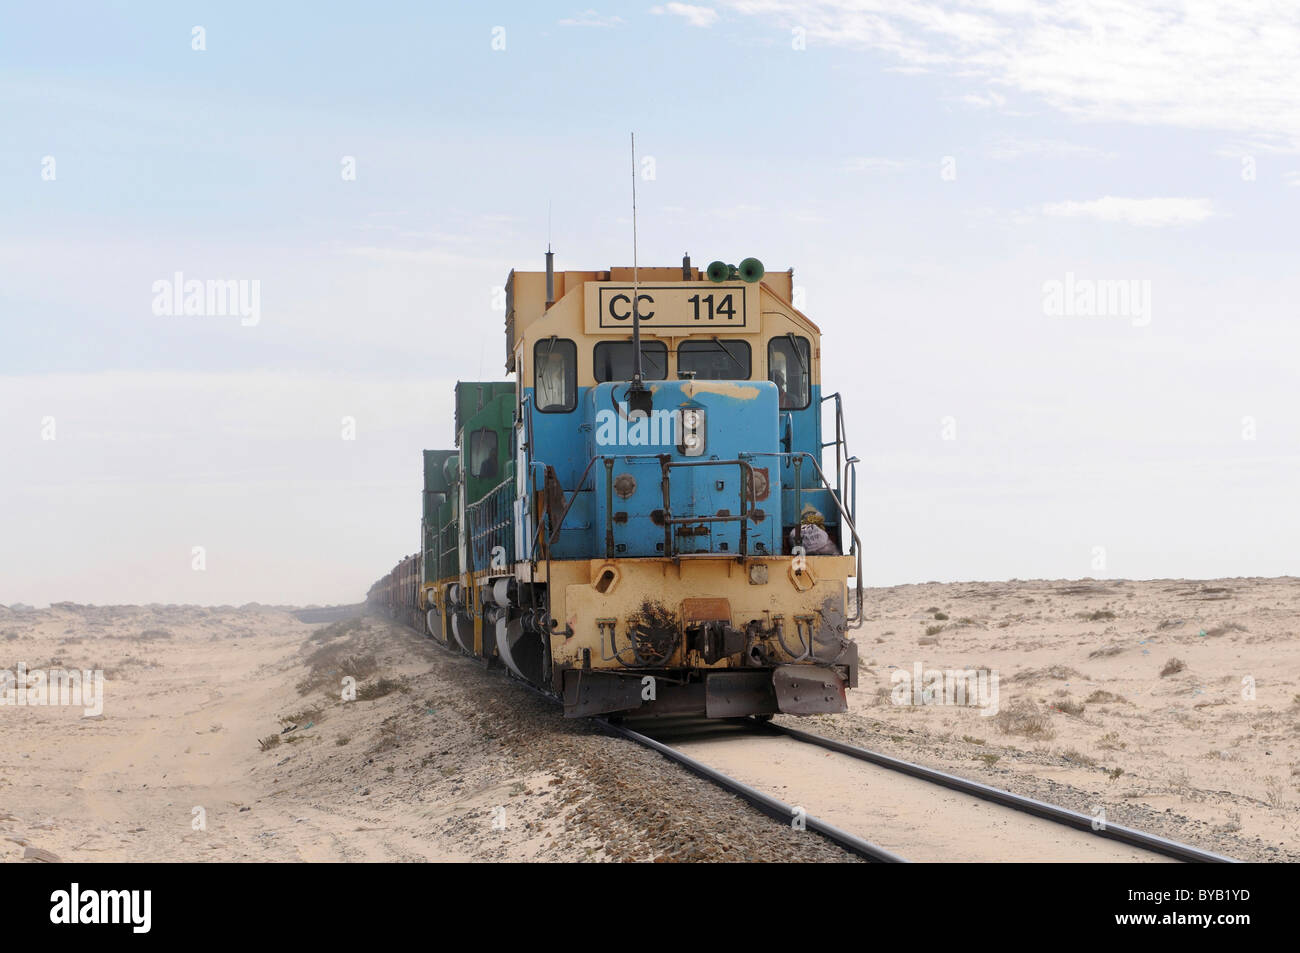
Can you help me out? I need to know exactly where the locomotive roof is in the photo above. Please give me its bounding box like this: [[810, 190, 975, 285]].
[[503, 263, 820, 374]]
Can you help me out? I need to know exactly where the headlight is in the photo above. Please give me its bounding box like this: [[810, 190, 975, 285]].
[[678, 406, 705, 457]]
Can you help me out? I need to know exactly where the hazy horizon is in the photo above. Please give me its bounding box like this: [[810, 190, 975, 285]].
[[7, 572, 1299, 612]]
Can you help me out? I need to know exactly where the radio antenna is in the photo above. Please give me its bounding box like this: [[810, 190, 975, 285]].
[[630, 132, 644, 390]]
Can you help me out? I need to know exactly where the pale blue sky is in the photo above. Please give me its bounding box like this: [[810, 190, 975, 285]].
[[2, 2, 1298, 604]]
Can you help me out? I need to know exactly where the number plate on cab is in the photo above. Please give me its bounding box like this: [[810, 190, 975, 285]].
[[585, 283, 757, 333]]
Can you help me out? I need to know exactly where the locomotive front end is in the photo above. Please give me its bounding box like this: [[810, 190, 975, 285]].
[[541, 375, 856, 717], [501, 257, 862, 719]]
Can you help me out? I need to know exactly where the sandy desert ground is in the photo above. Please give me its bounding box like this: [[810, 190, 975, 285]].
[[0, 602, 846, 863], [2, 576, 1297, 862], [809, 576, 1300, 861]]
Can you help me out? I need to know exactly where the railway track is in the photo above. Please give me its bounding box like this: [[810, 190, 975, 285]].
[[595, 716, 904, 862], [392, 616, 1236, 863], [597, 716, 1238, 864]]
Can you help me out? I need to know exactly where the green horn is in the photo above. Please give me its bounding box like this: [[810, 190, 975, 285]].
[[738, 257, 765, 283]]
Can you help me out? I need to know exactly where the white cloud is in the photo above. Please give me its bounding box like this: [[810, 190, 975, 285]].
[[1041, 196, 1214, 227], [651, 3, 720, 28], [957, 91, 1006, 110], [718, 1, 1300, 150], [986, 138, 1117, 160], [559, 10, 625, 27], [842, 156, 908, 172], [1213, 135, 1296, 160]]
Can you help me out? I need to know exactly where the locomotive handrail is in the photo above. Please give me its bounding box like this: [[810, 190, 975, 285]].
[[467, 476, 516, 571], [744, 449, 864, 628], [520, 393, 535, 455], [655, 456, 754, 559], [819, 391, 851, 513], [539, 453, 754, 557], [527, 449, 863, 628], [545, 453, 601, 548]]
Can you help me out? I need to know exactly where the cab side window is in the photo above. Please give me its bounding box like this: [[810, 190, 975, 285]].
[[534, 337, 577, 412], [469, 428, 498, 479], [768, 335, 810, 409]]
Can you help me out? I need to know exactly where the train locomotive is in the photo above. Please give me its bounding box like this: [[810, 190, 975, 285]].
[[368, 254, 863, 719]]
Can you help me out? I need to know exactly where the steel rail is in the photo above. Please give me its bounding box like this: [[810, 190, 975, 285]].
[[593, 717, 905, 863], [757, 720, 1237, 864], [393, 616, 1232, 864]]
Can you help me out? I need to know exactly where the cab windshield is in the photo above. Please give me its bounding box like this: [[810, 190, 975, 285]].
[[677, 339, 751, 380]]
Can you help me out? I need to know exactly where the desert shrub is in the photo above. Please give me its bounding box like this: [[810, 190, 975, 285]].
[[1085, 690, 1127, 704], [994, 699, 1055, 740], [356, 677, 405, 701]]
